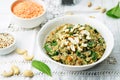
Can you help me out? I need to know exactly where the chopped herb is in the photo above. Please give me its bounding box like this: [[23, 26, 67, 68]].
[[66, 50, 71, 54], [69, 32, 74, 36], [80, 54, 86, 58], [51, 40, 57, 46], [91, 51, 98, 61], [67, 26, 73, 31], [52, 51, 59, 56], [76, 51, 85, 58], [87, 41, 96, 48], [59, 59, 63, 63], [94, 29, 98, 33], [98, 38, 104, 43], [83, 47, 88, 51], [85, 59, 90, 63], [82, 60, 87, 65], [73, 29, 78, 34], [44, 43, 52, 53], [76, 50, 81, 56]]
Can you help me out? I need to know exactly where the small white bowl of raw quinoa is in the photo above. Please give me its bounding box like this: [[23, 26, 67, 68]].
[[37, 15, 114, 71], [10, 0, 46, 28], [0, 32, 16, 55]]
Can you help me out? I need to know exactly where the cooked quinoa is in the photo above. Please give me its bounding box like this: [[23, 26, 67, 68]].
[[44, 24, 106, 66]]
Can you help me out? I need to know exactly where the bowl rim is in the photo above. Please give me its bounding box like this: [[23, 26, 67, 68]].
[[0, 32, 16, 51], [10, 0, 46, 20], [37, 15, 114, 68]]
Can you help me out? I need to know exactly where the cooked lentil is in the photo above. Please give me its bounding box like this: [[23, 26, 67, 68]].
[[12, 0, 44, 18]]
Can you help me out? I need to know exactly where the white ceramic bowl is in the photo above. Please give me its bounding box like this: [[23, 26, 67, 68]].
[[37, 15, 114, 71], [0, 32, 16, 55], [10, 0, 46, 28]]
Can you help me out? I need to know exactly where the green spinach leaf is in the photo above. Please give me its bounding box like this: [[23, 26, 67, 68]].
[[106, 2, 120, 18], [32, 60, 52, 76]]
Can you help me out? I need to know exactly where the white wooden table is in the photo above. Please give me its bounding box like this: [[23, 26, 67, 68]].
[[0, 0, 120, 80]]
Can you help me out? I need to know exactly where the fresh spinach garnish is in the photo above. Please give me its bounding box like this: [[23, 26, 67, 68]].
[[106, 2, 120, 18], [32, 60, 52, 76]]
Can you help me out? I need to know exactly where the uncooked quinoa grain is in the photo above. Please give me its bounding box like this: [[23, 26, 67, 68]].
[[0, 33, 14, 48]]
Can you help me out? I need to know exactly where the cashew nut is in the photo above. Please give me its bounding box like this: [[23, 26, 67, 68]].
[[11, 65, 20, 75], [101, 8, 106, 13], [94, 6, 101, 10], [2, 70, 14, 77], [15, 48, 27, 55], [23, 70, 34, 77], [23, 53, 34, 61], [89, 16, 95, 18], [87, 2, 92, 7]]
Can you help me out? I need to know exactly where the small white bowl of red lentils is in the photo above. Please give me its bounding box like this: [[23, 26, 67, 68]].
[[0, 33, 16, 55], [10, 0, 46, 28]]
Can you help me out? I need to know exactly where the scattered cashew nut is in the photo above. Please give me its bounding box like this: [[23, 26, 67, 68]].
[[101, 8, 106, 13], [23, 54, 34, 61], [15, 48, 27, 55], [89, 16, 95, 18], [23, 70, 34, 77], [2, 70, 14, 77], [94, 6, 101, 10], [16, 48, 34, 61], [11, 65, 20, 75], [87, 2, 92, 7]]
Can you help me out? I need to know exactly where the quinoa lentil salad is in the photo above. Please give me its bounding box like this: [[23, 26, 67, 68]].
[[44, 24, 106, 66]]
